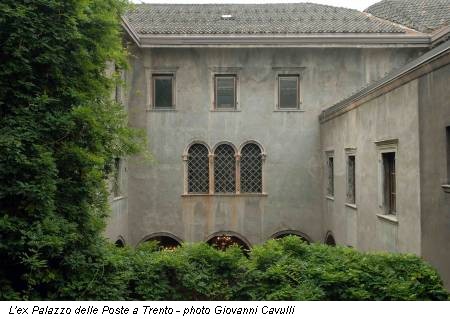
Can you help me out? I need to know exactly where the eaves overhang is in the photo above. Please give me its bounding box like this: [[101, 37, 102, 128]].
[[136, 34, 431, 48], [319, 40, 450, 123], [124, 33, 432, 48]]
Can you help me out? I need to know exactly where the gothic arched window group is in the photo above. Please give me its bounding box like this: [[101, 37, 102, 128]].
[[185, 142, 265, 194]]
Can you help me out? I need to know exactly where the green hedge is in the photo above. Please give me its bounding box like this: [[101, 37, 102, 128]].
[[55, 236, 448, 301]]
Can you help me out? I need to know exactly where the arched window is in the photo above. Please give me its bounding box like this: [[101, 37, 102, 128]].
[[114, 239, 125, 248], [240, 143, 263, 193], [187, 144, 209, 193], [207, 233, 250, 252], [214, 144, 236, 193], [145, 236, 181, 250], [325, 232, 336, 247], [272, 230, 311, 244]]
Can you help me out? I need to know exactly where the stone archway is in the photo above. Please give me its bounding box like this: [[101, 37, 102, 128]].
[[324, 231, 336, 247], [206, 231, 251, 251], [139, 232, 183, 250], [114, 236, 125, 248], [271, 230, 311, 244]]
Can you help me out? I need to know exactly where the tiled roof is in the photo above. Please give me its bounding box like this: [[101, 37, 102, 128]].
[[365, 0, 450, 33], [124, 3, 407, 35]]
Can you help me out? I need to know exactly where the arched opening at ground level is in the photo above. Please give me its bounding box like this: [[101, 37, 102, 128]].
[[114, 237, 125, 248], [271, 230, 311, 244], [324, 231, 336, 247], [139, 233, 183, 250], [206, 231, 251, 252]]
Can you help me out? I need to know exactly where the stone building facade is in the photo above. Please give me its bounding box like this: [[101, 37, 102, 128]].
[[106, 1, 450, 288]]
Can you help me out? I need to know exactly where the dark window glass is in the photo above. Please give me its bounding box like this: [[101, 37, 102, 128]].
[[279, 76, 299, 109], [215, 76, 236, 109], [112, 158, 121, 198], [187, 144, 209, 194], [153, 75, 173, 108], [327, 156, 334, 196], [115, 239, 125, 248], [241, 143, 263, 193], [447, 127, 450, 183], [347, 155, 356, 204], [214, 144, 236, 193], [382, 152, 396, 215], [325, 233, 336, 247]]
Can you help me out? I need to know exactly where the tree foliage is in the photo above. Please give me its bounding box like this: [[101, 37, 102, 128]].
[[0, 0, 144, 299]]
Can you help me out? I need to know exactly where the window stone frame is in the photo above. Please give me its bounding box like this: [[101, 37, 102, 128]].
[[325, 150, 335, 199], [375, 139, 398, 218], [210, 67, 242, 112], [345, 148, 357, 207], [273, 67, 305, 112], [145, 67, 178, 111], [182, 141, 267, 196]]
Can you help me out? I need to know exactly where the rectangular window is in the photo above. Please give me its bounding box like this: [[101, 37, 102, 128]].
[[382, 152, 396, 215], [153, 74, 174, 108], [447, 127, 450, 183], [112, 158, 122, 198], [347, 155, 356, 204], [215, 75, 236, 109], [327, 155, 334, 197], [278, 75, 299, 109]]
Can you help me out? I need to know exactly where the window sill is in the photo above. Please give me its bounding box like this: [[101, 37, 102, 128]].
[[273, 109, 304, 113], [210, 109, 241, 112], [112, 195, 126, 202], [147, 108, 177, 112], [326, 195, 334, 201], [376, 213, 398, 224], [182, 193, 268, 197], [442, 185, 450, 193], [345, 203, 357, 210]]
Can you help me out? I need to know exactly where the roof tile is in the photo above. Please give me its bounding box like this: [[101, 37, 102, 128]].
[[365, 0, 450, 33], [124, 3, 406, 35]]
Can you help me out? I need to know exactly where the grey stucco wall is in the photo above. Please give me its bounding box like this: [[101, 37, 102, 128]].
[[123, 46, 420, 247], [320, 81, 422, 254], [418, 63, 450, 289]]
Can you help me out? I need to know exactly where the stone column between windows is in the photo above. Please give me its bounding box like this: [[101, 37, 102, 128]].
[[235, 154, 241, 194], [182, 154, 188, 195], [208, 154, 215, 195]]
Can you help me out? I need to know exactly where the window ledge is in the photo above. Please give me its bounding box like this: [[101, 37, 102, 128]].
[[326, 195, 335, 201], [182, 193, 268, 197], [147, 108, 177, 112], [345, 203, 357, 210], [274, 109, 304, 113], [442, 185, 450, 193], [210, 109, 241, 112], [376, 213, 398, 224], [112, 196, 126, 202]]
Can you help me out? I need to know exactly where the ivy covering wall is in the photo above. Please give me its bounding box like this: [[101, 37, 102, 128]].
[[0, 0, 144, 299]]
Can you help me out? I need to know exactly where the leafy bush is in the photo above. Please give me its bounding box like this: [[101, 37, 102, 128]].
[[131, 242, 246, 301], [60, 237, 447, 301], [237, 236, 448, 301]]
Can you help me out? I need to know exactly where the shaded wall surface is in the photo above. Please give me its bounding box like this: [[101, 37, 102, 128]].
[[418, 63, 450, 288], [320, 57, 450, 289], [123, 47, 420, 247], [320, 81, 421, 254]]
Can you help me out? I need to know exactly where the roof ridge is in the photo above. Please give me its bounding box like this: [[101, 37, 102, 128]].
[[363, 11, 425, 35]]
